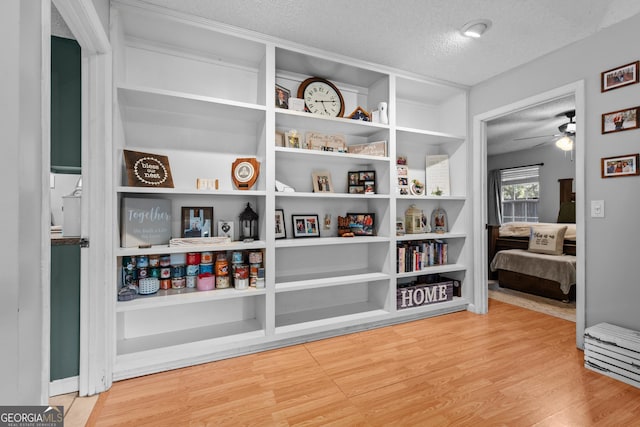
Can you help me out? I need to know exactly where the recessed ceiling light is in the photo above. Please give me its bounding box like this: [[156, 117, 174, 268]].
[[460, 19, 492, 38]]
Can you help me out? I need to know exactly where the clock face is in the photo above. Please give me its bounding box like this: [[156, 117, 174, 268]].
[[298, 78, 344, 117], [234, 161, 255, 183]]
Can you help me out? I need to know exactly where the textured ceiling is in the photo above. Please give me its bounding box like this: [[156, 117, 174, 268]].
[[138, 0, 640, 86]]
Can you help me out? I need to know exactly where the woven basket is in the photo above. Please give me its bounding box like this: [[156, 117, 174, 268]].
[[138, 277, 160, 295]]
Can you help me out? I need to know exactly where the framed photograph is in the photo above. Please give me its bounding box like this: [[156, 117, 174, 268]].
[[601, 153, 640, 178], [275, 84, 290, 109], [602, 107, 639, 134], [181, 207, 213, 238], [346, 213, 375, 236], [347, 141, 387, 157], [217, 220, 234, 239], [275, 209, 286, 239], [285, 131, 301, 148], [275, 131, 285, 147], [348, 170, 376, 194], [396, 220, 405, 236], [601, 61, 639, 92], [312, 171, 334, 193], [292, 214, 320, 238]]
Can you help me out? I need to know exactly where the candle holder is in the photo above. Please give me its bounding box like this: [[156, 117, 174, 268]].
[[239, 202, 259, 241]]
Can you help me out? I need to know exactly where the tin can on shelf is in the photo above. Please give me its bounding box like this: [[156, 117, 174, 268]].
[[122, 256, 136, 271], [215, 253, 230, 288], [186, 264, 199, 276], [171, 276, 186, 289], [234, 264, 249, 289], [256, 267, 265, 288], [159, 254, 171, 267], [149, 267, 161, 279], [160, 267, 171, 279], [231, 251, 244, 264], [159, 278, 171, 290], [200, 263, 213, 275], [201, 251, 214, 264], [248, 251, 263, 264], [137, 267, 148, 279], [148, 255, 160, 267], [171, 264, 186, 278], [136, 255, 149, 268], [185, 275, 197, 288], [186, 252, 201, 265]]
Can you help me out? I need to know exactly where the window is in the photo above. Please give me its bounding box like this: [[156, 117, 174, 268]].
[[500, 165, 540, 223]]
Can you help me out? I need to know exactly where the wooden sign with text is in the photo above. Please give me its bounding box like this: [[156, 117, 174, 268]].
[[123, 149, 174, 188]]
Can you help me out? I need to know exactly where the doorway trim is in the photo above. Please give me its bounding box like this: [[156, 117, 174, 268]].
[[472, 81, 586, 347]]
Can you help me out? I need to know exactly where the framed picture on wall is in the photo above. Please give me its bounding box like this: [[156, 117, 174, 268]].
[[601, 153, 640, 178], [602, 107, 639, 134], [601, 61, 639, 92]]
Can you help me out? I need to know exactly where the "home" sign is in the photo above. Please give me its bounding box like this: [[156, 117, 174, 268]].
[[396, 280, 453, 309]]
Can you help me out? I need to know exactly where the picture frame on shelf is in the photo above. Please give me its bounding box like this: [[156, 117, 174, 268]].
[[217, 219, 234, 240], [289, 97, 305, 112], [601, 153, 640, 178], [123, 149, 174, 188], [306, 132, 347, 152], [275, 131, 285, 147], [275, 84, 290, 109], [275, 209, 286, 239], [602, 107, 639, 134], [348, 170, 376, 194], [312, 171, 334, 193], [426, 154, 451, 196], [292, 214, 320, 238], [396, 219, 405, 236], [347, 140, 387, 157], [285, 131, 301, 148], [431, 208, 448, 234], [346, 213, 375, 236], [181, 207, 213, 238], [601, 61, 639, 92]]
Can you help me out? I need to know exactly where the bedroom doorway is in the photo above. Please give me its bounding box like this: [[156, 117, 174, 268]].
[[472, 81, 586, 348]]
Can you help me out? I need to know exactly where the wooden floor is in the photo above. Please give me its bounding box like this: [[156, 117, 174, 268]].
[[88, 300, 640, 426]]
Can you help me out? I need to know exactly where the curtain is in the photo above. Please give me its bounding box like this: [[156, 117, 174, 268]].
[[488, 169, 502, 225]]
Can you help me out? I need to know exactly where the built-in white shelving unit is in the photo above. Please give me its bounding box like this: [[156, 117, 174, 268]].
[[110, 0, 471, 381]]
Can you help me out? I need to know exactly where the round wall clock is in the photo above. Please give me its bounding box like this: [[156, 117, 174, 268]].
[[297, 77, 345, 117], [232, 157, 260, 190]]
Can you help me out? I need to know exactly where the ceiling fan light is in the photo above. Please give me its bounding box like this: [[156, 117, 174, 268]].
[[565, 122, 576, 133], [555, 136, 574, 151], [461, 19, 492, 38]]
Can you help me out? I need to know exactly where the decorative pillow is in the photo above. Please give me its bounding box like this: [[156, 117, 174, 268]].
[[528, 224, 568, 255]]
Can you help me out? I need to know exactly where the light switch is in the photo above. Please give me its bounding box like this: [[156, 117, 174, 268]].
[[591, 200, 605, 218]]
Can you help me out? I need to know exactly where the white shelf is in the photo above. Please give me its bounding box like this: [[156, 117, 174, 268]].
[[275, 303, 389, 334], [396, 126, 465, 144], [116, 186, 267, 196], [276, 270, 390, 293], [276, 109, 389, 137], [275, 236, 389, 248], [116, 287, 267, 312], [275, 191, 389, 200], [397, 232, 467, 241], [275, 146, 389, 164], [116, 240, 267, 256], [396, 194, 466, 201], [117, 319, 264, 355], [396, 263, 467, 279]]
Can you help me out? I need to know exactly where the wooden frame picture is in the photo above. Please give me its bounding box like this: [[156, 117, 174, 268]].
[[181, 207, 213, 238], [601, 61, 639, 92], [312, 171, 334, 193], [285, 131, 301, 148], [602, 107, 639, 134], [346, 213, 375, 236], [275, 84, 290, 109], [347, 140, 388, 157], [601, 153, 640, 178], [275, 209, 286, 239], [292, 214, 320, 238], [275, 130, 285, 147]]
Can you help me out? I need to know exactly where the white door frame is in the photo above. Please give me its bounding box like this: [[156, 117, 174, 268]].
[[472, 81, 586, 347], [50, 0, 112, 395]]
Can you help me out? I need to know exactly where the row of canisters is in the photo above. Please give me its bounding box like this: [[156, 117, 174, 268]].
[[122, 250, 264, 294]]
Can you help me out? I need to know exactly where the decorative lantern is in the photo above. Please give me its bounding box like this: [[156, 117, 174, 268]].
[[405, 204, 426, 234], [239, 202, 259, 241]]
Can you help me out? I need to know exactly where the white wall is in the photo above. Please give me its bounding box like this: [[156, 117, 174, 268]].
[[488, 144, 575, 223], [0, 0, 48, 404], [471, 14, 640, 331]]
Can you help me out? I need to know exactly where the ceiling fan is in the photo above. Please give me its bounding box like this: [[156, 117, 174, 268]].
[[513, 110, 576, 150]]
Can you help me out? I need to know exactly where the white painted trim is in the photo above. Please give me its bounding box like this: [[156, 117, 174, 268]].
[[472, 81, 586, 346], [52, 0, 109, 54], [49, 376, 79, 397]]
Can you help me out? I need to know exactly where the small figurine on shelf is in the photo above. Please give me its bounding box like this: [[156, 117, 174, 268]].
[[432, 186, 444, 196], [337, 216, 354, 237]]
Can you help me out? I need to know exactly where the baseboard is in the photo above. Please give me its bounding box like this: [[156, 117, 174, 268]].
[[49, 376, 79, 397]]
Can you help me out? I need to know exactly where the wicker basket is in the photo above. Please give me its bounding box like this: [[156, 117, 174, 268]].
[[138, 277, 160, 295]]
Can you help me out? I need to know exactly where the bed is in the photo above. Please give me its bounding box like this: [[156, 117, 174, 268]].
[[487, 178, 577, 302]]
